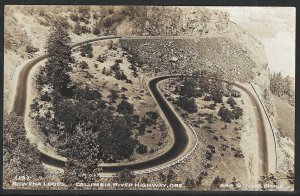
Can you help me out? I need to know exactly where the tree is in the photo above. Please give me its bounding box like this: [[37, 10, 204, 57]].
[[3, 113, 45, 187], [45, 21, 72, 94], [98, 116, 137, 162], [93, 27, 100, 35], [211, 176, 226, 189], [79, 61, 89, 69], [176, 95, 198, 113], [73, 22, 82, 35], [209, 74, 224, 103], [178, 77, 198, 98], [232, 106, 243, 120], [218, 106, 233, 123], [108, 89, 119, 103], [136, 144, 148, 154], [116, 100, 134, 115], [79, 43, 93, 58], [227, 97, 236, 108], [143, 111, 159, 125]]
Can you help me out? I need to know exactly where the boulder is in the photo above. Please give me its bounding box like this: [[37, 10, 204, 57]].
[[170, 56, 178, 62]]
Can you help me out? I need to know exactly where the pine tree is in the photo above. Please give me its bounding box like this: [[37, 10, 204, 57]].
[[45, 20, 72, 94]]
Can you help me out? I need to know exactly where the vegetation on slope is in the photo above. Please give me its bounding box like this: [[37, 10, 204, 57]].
[[3, 113, 46, 188]]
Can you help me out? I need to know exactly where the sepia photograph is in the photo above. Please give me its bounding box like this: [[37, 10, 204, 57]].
[[3, 5, 295, 191]]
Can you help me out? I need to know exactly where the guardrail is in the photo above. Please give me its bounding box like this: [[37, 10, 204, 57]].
[[250, 84, 278, 172]]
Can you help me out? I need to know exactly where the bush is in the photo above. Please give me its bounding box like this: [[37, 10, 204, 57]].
[[26, 45, 39, 54], [136, 144, 148, 154], [211, 176, 226, 189], [206, 151, 213, 160], [79, 43, 93, 58], [205, 113, 214, 124], [73, 23, 91, 35], [73, 22, 82, 35], [79, 61, 89, 69], [93, 28, 100, 35], [232, 106, 243, 119], [40, 92, 52, 102], [116, 100, 134, 115], [211, 91, 223, 103], [110, 62, 120, 72], [115, 59, 123, 64], [231, 89, 241, 98], [218, 106, 233, 123], [115, 70, 128, 81], [234, 149, 244, 158], [108, 90, 119, 103], [204, 95, 211, 101], [138, 123, 146, 134], [97, 54, 107, 63], [176, 95, 198, 113], [227, 97, 236, 108], [70, 14, 79, 22], [3, 113, 46, 186]]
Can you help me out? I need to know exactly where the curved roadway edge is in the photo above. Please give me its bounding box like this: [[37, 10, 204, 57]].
[[226, 81, 277, 174], [250, 84, 277, 173], [10, 35, 121, 116], [9, 36, 197, 177], [9, 35, 277, 178]]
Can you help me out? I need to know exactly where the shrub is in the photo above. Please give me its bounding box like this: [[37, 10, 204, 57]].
[[227, 97, 236, 108], [231, 89, 241, 98], [211, 91, 223, 103], [79, 43, 93, 58], [138, 123, 146, 134], [79, 61, 89, 69], [93, 28, 100, 35], [70, 14, 79, 22], [204, 95, 211, 101], [205, 113, 214, 124], [176, 95, 197, 113], [108, 90, 119, 103], [40, 92, 52, 102], [26, 45, 39, 54], [136, 144, 148, 154], [115, 59, 123, 64], [73, 23, 91, 35], [117, 100, 134, 115], [234, 150, 244, 158], [73, 22, 82, 35], [206, 151, 213, 160], [110, 62, 120, 72], [218, 106, 233, 123], [211, 176, 226, 189], [102, 67, 107, 75], [208, 103, 216, 110], [232, 106, 243, 119], [3, 113, 46, 186], [97, 54, 107, 63], [115, 70, 128, 81]]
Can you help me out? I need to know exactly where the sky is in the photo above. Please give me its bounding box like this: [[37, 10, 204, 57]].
[[214, 7, 295, 77]]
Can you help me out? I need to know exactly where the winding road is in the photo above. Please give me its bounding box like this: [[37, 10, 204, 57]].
[[10, 36, 275, 177]]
